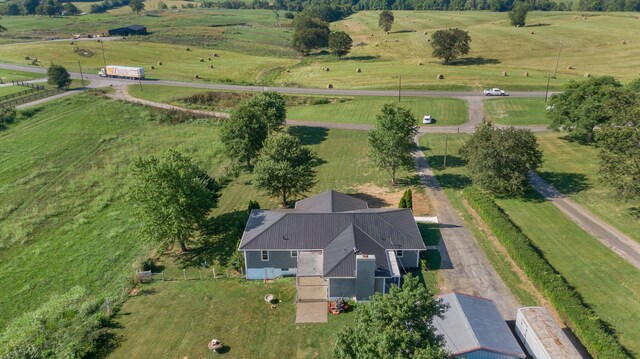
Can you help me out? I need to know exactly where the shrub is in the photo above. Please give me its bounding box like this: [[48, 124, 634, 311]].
[[310, 97, 330, 105], [464, 189, 629, 358], [284, 11, 294, 19], [0, 108, 17, 127]]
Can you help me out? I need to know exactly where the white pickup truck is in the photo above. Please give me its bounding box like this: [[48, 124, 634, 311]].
[[483, 88, 507, 96]]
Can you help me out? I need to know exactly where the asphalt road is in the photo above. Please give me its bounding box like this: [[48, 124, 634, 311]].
[[0, 63, 550, 98]]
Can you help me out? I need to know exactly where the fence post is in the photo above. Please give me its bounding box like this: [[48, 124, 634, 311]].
[[212, 267, 216, 279], [183, 269, 187, 280]]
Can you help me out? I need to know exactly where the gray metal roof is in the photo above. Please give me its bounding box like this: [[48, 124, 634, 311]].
[[434, 293, 526, 358], [239, 191, 424, 278], [295, 190, 368, 213]]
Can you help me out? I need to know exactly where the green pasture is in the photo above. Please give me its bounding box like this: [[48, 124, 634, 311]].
[[2, 11, 640, 89], [127, 84, 468, 125], [536, 132, 640, 244], [419, 133, 640, 355], [0, 68, 43, 82], [0, 94, 414, 330], [0, 85, 27, 97], [484, 97, 550, 125]]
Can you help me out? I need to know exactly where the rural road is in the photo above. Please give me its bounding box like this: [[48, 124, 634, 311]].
[[0, 63, 550, 98], [529, 172, 640, 270], [413, 144, 521, 320]]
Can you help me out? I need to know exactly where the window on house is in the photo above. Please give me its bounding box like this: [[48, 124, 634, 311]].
[[261, 251, 269, 261], [291, 250, 298, 258], [396, 250, 404, 258]]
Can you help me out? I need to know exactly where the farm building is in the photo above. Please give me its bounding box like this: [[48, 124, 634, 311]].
[[108, 25, 148, 36], [238, 190, 425, 301], [515, 307, 582, 359], [434, 293, 526, 359]]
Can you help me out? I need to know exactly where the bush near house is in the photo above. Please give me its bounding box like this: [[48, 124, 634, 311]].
[[464, 188, 628, 358]]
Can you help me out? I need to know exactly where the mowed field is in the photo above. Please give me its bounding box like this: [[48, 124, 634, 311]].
[[0, 68, 43, 82], [419, 133, 640, 355], [484, 97, 550, 125], [0, 93, 417, 332], [1, 11, 640, 89], [126, 84, 469, 125]]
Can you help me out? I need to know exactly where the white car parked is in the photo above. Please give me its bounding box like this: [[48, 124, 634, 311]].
[[423, 115, 433, 124]]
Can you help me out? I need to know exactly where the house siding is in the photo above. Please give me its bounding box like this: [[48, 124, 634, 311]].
[[452, 350, 523, 359], [245, 250, 297, 270], [397, 250, 420, 269], [329, 278, 356, 298]]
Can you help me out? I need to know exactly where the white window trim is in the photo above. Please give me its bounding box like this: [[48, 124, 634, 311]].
[[261, 250, 269, 261], [291, 250, 298, 258], [396, 250, 404, 258]]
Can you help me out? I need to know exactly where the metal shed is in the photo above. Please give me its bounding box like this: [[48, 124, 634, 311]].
[[108, 25, 148, 36], [515, 307, 582, 359], [434, 293, 526, 359]]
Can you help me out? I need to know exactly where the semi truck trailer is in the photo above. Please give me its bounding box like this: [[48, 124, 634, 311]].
[[98, 66, 145, 79]]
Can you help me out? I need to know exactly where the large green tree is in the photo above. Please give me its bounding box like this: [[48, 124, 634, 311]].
[[378, 10, 394, 32], [333, 274, 448, 359], [292, 13, 330, 55], [36, 0, 62, 16], [129, 0, 144, 14], [430, 28, 471, 64], [247, 91, 287, 133], [595, 89, 640, 200], [548, 76, 625, 143], [509, 1, 531, 26], [62, 2, 80, 15], [368, 103, 419, 185], [460, 123, 542, 196], [46, 64, 71, 88], [253, 132, 318, 207], [220, 103, 269, 168], [128, 150, 220, 252], [328, 31, 353, 58]]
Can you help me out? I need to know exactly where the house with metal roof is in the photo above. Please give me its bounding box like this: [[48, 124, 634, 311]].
[[434, 293, 526, 359], [238, 190, 426, 301]]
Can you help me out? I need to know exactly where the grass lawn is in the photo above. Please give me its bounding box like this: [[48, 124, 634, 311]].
[[0, 93, 417, 332], [484, 97, 550, 125], [108, 279, 355, 359], [3, 11, 640, 89], [536, 132, 640, 244], [287, 96, 467, 126], [419, 133, 640, 355], [0, 85, 28, 97], [0, 68, 43, 82], [127, 84, 468, 125]]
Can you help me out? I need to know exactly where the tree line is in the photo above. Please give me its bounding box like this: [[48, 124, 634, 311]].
[[0, 0, 130, 15]]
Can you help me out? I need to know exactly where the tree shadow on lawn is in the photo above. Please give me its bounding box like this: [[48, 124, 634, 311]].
[[538, 171, 590, 195], [343, 55, 380, 61], [629, 206, 640, 220], [350, 192, 391, 207], [435, 173, 472, 190], [525, 23, 551, 27], [288, 126, 328, 145], [447, 57, 501, 66], [177, 211, 247, 269], [429, 155, 466, 169]]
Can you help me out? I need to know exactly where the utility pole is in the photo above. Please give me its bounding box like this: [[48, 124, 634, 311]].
[[553, 41, 563, 78], [77, 60, 85, 89], [100, 40, 107, 70], [139, 77, 143, 92], [545, 74, 551, 102], [443, 135, 449, 170]]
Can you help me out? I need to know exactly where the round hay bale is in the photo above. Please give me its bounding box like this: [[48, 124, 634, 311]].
[[384, 39, 388, 42], [209, 64, 214, 69], [516, 25, 520, 28], [418, 62, 423, 66], [327, 84, 333, 88], [574, 16, 578, 19], [424, 31, 428, 35], [567, 65, 574, 70], [437, 74, 444, 80], [199, 58, 205, 62], [25, 56, 30, 60], [502, 71, 507, 76], [208, 57, 212, 60], [531, 31, 535, 34], [375, 43, 379, 46], [213, 53, 219, 57], [325, 67, 330, 72], [584, 73, 591, 77], [427, 39, 431, 42], [158, 61, 163, 65], [622, 40, 627, 45], [286, 69, 291, 73], [151, 65, 155, 70], [356, 68, 362, 73], [70, 42, 75, 45], [428, 18, 431, 21], [370, 33, 374, 36], [195, 74, 200, 79], [186, 48, 191, 51], [491, 22, 495, 24], [523, 71, 529, 77], [395, 39, 399, 42]]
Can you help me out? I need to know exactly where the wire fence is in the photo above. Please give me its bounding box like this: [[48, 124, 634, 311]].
[[136, 267, 245, 283]]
